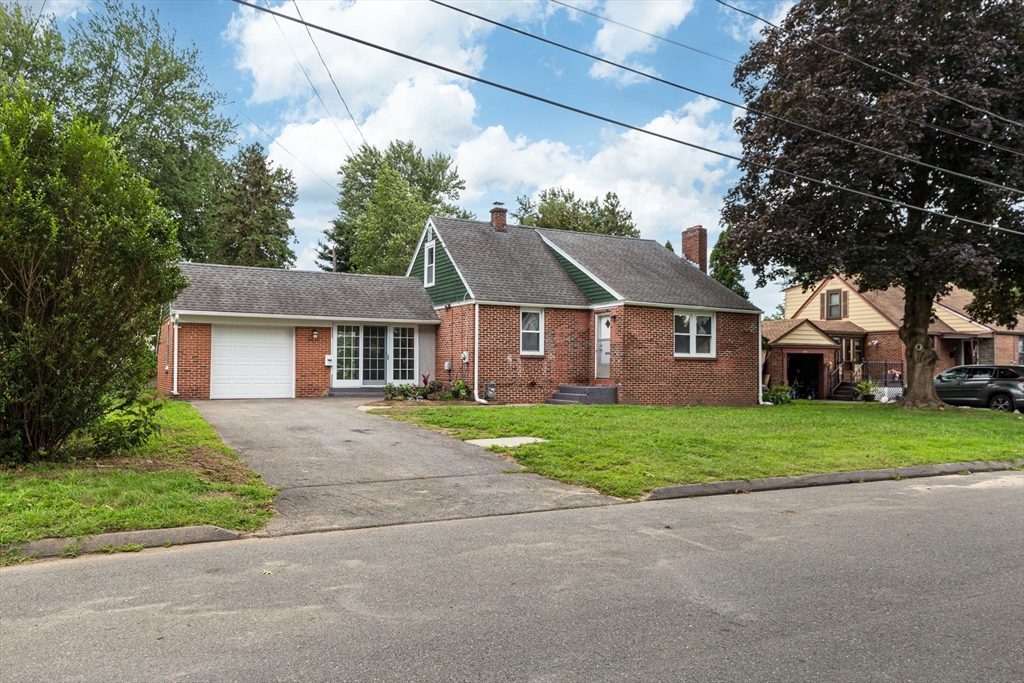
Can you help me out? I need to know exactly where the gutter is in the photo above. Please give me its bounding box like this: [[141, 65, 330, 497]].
[[473, 303, 487, 404], [172, 313, 180, 396]]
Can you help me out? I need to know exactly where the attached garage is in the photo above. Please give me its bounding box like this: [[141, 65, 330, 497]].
[[210, 325, 294, 399], [158, 263, 440, 400]]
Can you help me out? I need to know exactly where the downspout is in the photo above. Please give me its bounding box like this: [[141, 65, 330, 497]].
[[473, 303, 487, 404], [172, 313, 180, 396], [757, 312, 766, 405]]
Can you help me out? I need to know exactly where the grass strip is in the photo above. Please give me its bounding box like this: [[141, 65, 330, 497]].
[[0, 401, 275, 548]]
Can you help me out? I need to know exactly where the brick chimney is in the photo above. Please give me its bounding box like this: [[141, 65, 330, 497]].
[[682, 225, 707, 273], [489, 204, 507, 232]]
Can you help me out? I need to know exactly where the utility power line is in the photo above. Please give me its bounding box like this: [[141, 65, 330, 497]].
[[716, 0, 1024, 130], [548, 0, 733, 65], [433, 0, 1022, 196], [229, 0, 1023, 237], [231, 103, 337, 192], [261, 0, 354, 155], [291, 0, 368, 148], [552, 0, 1024, 158]]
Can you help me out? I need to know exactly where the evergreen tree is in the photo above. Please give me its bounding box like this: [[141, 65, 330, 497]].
[[664, 240, 674, 253], [709, 226, 749, 299], [209, 144, 297, 268]]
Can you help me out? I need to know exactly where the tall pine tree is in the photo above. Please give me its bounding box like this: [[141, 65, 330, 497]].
[[209, 143, 297, 268]]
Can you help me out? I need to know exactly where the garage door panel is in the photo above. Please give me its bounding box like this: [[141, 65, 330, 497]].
[[211, 325, 294, 399]]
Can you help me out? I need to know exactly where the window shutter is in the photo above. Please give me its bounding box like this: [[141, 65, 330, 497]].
[[842, 290, 849, 318], [819, 293, 825, 319]]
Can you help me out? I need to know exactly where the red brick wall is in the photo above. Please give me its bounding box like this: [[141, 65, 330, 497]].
[[295, 326, 332, 398], [863, 331, 903, 364], [435, 304, 476, 386], [155, 319, 211, 400], [475, 305, 593, 404], [934, 337, 959, 373], [616, 307, 759, 406], [765, 347, 785, 387], [994, 333, 1020, 365]]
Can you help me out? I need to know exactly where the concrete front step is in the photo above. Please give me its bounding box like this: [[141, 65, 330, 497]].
[[549, 385, 618, 405], [328, 388, 386, 398], [545, 398, 581, 405]]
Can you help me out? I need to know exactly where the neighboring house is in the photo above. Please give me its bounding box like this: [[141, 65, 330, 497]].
[[764, 274, 1024, 400], [158, 206, 763, 405]]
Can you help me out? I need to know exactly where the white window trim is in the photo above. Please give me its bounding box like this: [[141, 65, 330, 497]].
[[520, 308, 544, 355], [674, 309, 716, 358], [424, 241, 436, 287]]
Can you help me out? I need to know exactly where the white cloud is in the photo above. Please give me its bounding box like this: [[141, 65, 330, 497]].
[[454, 98, 738, 244], [585, 0, 695, 84]]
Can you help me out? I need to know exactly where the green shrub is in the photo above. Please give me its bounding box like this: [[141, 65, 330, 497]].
[[89, 391, 165, 454], [0, 83, 186, 462], [763, 386, 794, 406]]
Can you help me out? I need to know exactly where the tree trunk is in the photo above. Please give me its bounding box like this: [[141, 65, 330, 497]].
[[899, 288, 944, 409]]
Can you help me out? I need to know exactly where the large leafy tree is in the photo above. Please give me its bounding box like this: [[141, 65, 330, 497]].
[[350, 165, 432, 276], [1, 1, 234, 261], [209, 143, 298, 269], [316, 140, 470, 271], [722, 0, 1024, 408], [709, 226, 749, 299], [0, 83, 186, 461], [512, 188, 639, 237]]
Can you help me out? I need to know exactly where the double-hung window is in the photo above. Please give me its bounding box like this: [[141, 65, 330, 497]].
[[424, 241, 436, 287], [826, 290, 842, 319], [521, 309, 543, 355], [674, 310, 715, 357]]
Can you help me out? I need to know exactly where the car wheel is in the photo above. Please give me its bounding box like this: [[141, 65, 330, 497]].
[[988, 394, 1014, 412]]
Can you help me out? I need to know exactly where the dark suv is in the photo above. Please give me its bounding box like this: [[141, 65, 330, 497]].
[[934, 365, 1024, 412]]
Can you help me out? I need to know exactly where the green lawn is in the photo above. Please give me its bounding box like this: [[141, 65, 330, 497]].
[[385, 402, 1024, 499], [0, 401, 276, 550]]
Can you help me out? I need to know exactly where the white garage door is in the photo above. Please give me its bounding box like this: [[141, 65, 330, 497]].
[[210, 325, 294, 399]]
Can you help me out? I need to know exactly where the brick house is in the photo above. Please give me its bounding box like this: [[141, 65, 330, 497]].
[[159, 208, 763, 405], [764, 274, 1024, 400]]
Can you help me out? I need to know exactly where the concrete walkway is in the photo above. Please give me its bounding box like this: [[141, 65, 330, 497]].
[[193, 399, 615, 535]]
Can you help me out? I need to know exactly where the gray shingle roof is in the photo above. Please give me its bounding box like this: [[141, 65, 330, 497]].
[[173, 263, 439, 322], [429, 217, 592, 307], [536, 228, 761, 312]]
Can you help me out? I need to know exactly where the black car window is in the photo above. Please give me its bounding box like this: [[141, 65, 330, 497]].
[[995, 368, 1020, 379], [967, 367, 994, 379], [938, 368, 968, 381]]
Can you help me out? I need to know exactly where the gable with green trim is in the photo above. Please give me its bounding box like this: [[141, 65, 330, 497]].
[[551, 251, 617, 304], [409, 232, 469, 305]]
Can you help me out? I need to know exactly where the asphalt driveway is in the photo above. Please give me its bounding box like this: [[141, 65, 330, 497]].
[[193, 399, 615, 535]]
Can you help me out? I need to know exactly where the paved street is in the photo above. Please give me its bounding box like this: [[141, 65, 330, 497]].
[[193, 399, 615, 535], [2, 472, 1022, 682]]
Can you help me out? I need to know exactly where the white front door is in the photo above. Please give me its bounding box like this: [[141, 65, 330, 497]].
[[210, 325, 294, 399], [595, 314, 611, 379], [332, 324, 417, 388]]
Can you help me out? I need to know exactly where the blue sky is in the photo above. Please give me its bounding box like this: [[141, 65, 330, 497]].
[[32, 0, 795, 313]]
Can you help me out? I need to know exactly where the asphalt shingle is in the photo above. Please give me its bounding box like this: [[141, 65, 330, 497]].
[[429, 217, 592, 307], [536, 228, 761, 311], [173, 263, 440, 322]]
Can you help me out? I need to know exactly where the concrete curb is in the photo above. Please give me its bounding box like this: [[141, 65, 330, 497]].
[[645, 459, 1024, 501], [3, 525, 241, 561]]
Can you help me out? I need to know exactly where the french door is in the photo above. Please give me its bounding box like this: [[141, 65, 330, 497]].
[[333, 324, 417, 388]]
